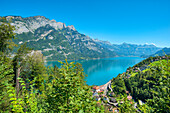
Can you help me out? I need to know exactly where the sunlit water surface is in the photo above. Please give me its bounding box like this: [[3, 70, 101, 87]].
[[46, 57, 144, 86]]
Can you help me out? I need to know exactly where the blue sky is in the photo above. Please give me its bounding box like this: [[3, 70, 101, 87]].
[[1, 0, 170, 47]]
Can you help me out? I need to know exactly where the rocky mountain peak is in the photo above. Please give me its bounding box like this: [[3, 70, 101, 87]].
[[5, 16, 22, 20], [67, 25, 76, 31], [1, 15, 161, 60], [51, 19, 56, 22], [93, 39, 112, 45], [25, 15, 49, 20], [3, 16, 70, 34]]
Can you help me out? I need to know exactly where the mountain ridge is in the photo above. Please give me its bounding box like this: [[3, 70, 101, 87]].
[[141, 47, 170, 58], [1, 15, 117, 60], [93, 39, 161, 57], [1, 15, 161, 60], [4, 15, 76, 34]]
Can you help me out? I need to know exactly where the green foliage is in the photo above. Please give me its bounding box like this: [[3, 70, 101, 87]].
[[0, 56, 14, 112], [111, 76, 126, 95], [0, 18, 104, 112], [117, 95, 137, 113], [144, 59, 170, 112], [111, 56, 170, 112], [44, 60, 104, 112], [0, 17, 17, 54], [1, 18, 169, 112], [137, 101, 152, 113], [0, 17, 16, 112], [1, 58, 104, 112], [5, 16, 117, 61]]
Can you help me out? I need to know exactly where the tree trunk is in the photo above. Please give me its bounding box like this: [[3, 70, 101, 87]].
[[16, 65, 21, 97]]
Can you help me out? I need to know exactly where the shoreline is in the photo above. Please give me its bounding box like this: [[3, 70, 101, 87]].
[[45, 56, 144, 87], [45, 56, 141, 62], [98, 80, 111, 87]]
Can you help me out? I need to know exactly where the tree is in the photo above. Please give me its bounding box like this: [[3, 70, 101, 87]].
[[0, 17, 16, 112], [0, 56, 15, 112], [145, 58, 170, 112], [13, 43, 31, 96], [44, 60, 104, 112], [111, 76, 126, 95], [0, 17, 17, 55], [117, 95, 137, 113], [24, 50, 47, 91]]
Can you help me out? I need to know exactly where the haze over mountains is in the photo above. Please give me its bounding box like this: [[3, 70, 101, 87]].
[[148, 47, 170, 57], [2, 16, 162, 60]]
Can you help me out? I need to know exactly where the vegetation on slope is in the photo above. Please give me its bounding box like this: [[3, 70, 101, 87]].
[[1, 17, 169, 113], [0, 18, 104, 112], [111, 56, 170, 112], [2, 16, 161, 61], [1, 16, 117, 61]]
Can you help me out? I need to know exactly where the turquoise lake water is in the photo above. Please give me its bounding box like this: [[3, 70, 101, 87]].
[[46, 57, 144, 86]]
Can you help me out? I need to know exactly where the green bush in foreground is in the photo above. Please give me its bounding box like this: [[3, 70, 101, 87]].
[[0, 18, 104, 112]]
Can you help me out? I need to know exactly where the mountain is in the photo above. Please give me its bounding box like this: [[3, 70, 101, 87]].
[[1, 16, 161, 60], [140, 47, 170, 58], [94, 40, 161, 57], [151, 47, 170, 56], [1, 16, 117, 60]]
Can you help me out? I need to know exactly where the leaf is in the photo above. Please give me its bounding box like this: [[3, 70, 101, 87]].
[[79, 109, 84, 113]]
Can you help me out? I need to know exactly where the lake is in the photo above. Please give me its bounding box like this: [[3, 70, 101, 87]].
[[46, 57, 144, 86]]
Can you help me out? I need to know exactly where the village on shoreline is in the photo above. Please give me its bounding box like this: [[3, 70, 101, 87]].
[[92, 55, 168, 112], [92, 80, 135, 112]]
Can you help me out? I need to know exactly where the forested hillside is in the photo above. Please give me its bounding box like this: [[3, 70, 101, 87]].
[[110, 56, 170, 112]]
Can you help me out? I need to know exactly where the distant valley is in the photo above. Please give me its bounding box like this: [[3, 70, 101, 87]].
[[2, 16, 161, 60]]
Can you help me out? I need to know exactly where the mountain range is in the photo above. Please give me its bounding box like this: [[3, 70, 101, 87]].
[[141, 47, 170, 58], [1, 16, 162, 60], [153, 47, 170, 56]]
